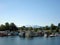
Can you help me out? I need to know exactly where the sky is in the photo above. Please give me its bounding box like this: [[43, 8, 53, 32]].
[[0, 0, 60, 26]]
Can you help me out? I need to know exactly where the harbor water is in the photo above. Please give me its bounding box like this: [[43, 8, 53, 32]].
[[0, 36, 60, 45]]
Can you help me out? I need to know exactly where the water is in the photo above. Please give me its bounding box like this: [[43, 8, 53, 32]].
[[0, 36, 60, 45]]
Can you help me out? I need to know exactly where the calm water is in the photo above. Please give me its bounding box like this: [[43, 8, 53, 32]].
[[0, 36, 60, 45]]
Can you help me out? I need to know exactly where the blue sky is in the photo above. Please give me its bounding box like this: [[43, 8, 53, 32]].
[[0, 0, 60, 26]]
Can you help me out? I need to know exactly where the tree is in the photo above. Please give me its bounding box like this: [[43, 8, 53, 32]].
[[39, 27, 45, 30], [34, 28, 38, 32], [22, 26, 26, 30], [0, 24, 6, 31], [58, 23, 60, 29], [19, 26, 26, 30], [18, 27, 23, 30], [25, 27, 28, 31], [45, 26, 50, 30], [5, 22, 10, 30], [56, 23, 60, 32], [28, 27, 33, 30], [10, 23, 18, 31], [50, 24, 57, 32]]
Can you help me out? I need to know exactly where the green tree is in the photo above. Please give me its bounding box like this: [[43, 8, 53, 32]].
[[19, 26, 26, 30], [5, 22, 10, 30], [39, 27, 43, 30], [25, 27, 28, 31], [45, 26, 50, 30], [0, 24, 6, 31], [28, 27, 33, 30], [10, 23, 18, 31], [34, 28, 38, 32], [58, 23, 60, 29], [50, 24, 57, 32], [56, 23, 60, 32], [22, 26, 26, 30]]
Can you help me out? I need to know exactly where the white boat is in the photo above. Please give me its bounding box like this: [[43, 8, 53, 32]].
[[49, 34, 56, 37]]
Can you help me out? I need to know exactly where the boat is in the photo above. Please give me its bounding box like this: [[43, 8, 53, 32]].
[[49, 33, 56, 37], [49, 35, 56, 37]]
